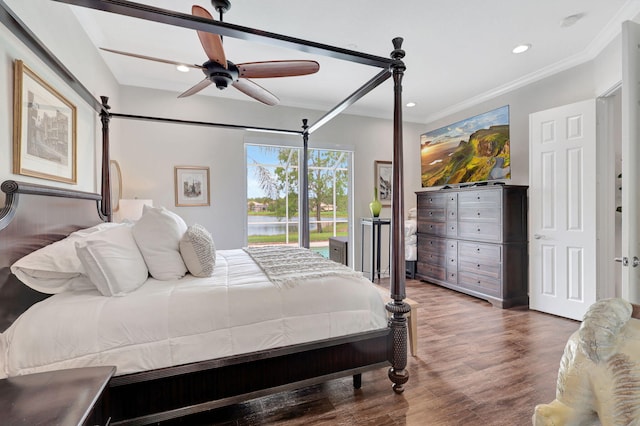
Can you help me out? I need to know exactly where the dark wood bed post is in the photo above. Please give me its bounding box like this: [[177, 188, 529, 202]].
[[301, 119, 310, 249], [387, 37, 410, 393], [100, 96, 112, 222]]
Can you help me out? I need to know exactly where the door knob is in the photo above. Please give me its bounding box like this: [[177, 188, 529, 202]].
[[615, 257, 639, 267]]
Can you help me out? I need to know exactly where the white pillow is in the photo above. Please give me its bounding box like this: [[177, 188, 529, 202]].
[[180, 224, 216, 277], [10, 222, 124, 294], [75, 225, 149, 296], [132, 205, 188, 280]]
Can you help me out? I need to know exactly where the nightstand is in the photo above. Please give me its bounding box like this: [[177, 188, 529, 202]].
[[329, 236, 348, 266], [0, 366, 116, 425]]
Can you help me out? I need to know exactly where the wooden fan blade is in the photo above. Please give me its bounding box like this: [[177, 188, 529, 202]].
[[192, 5, 227, 68], [232, 79, 279, 106], [237, 60, 320, 78], [100, 48, 204, 69], [178, 78, 213, 98]]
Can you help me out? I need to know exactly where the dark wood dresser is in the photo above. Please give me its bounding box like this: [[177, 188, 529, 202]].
[[415, 185, 528, 308], [0, 366, 115, 425]]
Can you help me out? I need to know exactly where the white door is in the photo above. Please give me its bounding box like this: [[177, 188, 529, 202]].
[[621, 21, 640, 302], [529, 99, 597, 320]]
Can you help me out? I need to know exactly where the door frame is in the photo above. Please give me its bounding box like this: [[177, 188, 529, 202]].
[[596, 85, 622, 300]]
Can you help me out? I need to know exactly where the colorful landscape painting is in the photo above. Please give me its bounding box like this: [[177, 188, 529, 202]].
[[420, 105, 510, 187]]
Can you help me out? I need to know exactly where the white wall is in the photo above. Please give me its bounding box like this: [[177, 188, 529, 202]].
[[423, 36, 622, 187], [0, 1, 120, 197], [114, 86, 423, 272]]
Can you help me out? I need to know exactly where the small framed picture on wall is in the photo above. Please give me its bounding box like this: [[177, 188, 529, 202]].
[[174, 166, 210, 207], [375, 160, 392, 206]]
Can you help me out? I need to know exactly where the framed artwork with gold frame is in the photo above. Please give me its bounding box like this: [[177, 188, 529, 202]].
[[174, 166, 210, 207], [13, 60, 77, 184]]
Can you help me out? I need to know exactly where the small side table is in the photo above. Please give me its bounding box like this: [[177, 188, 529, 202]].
[[329, 236, 348, 266], [360, 217, 391, 282], [0, 366, 116, 425]]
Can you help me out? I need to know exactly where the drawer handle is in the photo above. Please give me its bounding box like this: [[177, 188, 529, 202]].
[[477, 280, 481, 284], [477, 196, 480, 200], [477, 228, 481, 232], [429, 211, 433, 215], [477, 212, 481, 216], [451, 259, 455, 263], [477, 264, 481, 268], [476, 248, 481, 252]]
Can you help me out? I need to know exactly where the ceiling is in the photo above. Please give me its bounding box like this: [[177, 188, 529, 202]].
[[66, 0, 640, 124]]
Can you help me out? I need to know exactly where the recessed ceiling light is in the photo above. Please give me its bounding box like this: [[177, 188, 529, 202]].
[[176, 64, 190, 73], [406, 102, 416, 108], [512, 44, 531, 54], [561, 13, 584, 28]]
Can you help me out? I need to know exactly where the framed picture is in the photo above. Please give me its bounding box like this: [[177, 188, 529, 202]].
[[375, 160, 392, 206], [13, 60, 77, 184], [175, 166, 210, 207]]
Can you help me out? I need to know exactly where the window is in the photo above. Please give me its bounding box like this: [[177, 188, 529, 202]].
[[246, 144, 351, 257]]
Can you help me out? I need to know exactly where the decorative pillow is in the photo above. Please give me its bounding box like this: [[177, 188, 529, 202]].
[[10, 222, 124, 294], [75, 225, 149, 296], [132, 205, 188, 280], [180, 224, 216, 277]]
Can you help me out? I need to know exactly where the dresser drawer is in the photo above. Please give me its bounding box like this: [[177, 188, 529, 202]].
[[458, 206, 501, 222], [458, 241, 501, 260], [445, 221, 457, 237], [418, 192, 447, 208], [445, 268, 458, 284], [446, 239, 458, 255], [458, 271, 501, 296], [420, 251, 446, 267], [417, 262, 446, 281], [458, 189, 501, 205], [418, 221, 447, 236], [458, 258, 501, 279], [418, 235, 447, 253], [458, 222, 501, 242], [422, 207, 446, 222]]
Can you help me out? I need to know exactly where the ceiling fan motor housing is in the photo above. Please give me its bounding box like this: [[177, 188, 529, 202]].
[[211, 0, 231, 14], [204, 60, 239, 89]]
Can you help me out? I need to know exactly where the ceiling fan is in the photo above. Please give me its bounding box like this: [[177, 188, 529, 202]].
[[100, 0, 320, 106]]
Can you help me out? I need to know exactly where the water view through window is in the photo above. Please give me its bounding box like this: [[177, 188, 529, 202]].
[[246, 144, 351, 257]]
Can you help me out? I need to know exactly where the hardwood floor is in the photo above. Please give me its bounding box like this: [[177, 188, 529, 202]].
[[159, 279, 579, 425]]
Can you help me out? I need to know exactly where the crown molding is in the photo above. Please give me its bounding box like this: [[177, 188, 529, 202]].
[[425, 0, 640, 124]]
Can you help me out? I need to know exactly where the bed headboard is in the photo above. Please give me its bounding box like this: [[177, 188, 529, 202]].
[[0, 180, 104, 333]]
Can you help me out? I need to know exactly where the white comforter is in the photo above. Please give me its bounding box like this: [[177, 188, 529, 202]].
[[0, 249, 387, 378]]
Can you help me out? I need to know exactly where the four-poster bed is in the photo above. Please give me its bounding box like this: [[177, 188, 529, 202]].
[[0, 1, 410, 424]]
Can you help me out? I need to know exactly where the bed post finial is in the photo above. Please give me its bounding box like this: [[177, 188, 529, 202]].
[[300, 119, 310, 248], [387, 36, 410, 394], [100, 96, 112, 222]]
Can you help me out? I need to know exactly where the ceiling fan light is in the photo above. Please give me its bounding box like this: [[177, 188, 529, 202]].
[[176, 64, 189, 73], [512, 44, 531, 54]]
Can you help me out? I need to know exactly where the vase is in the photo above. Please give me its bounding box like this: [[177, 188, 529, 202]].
[[369, 188, 382, 217]]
